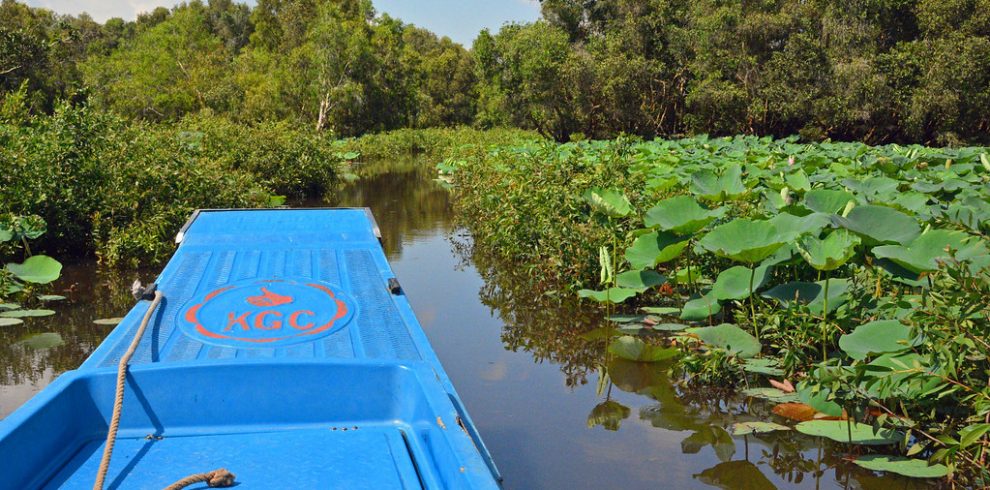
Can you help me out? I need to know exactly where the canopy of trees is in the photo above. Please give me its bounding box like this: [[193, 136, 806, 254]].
[[1, 0, 988, 144]]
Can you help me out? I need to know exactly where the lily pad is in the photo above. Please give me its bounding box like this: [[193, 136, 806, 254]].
[[731, 421, 791, 436], [691, 165, 748, 202], [93, 317, 125, 326], [577, 288, 638, 304], [0, 303, 20, 310], [852, 455, 949, 479], [761, 279, 849, 315], [769, 212, 832, 242], [741, 358, 785, 376], [832, 205, 920, 245], [625, 231, 690, 269], [583, 188, 632, 218], [740, 387, 799, 402], [644, 196, 726, 235], [0, 309, 55, 318], [608, 335, 679, 362], [687, 324, 761, 358], [839, 320, 917, 360], [16, 332, 64, 349], [5, 255, 62, 284], [641, 306, 680, 315], [796, 420, 899, 445], [0, 317, 24, 326], [36, 294, 66, 302], [698, 219, 786, 264]]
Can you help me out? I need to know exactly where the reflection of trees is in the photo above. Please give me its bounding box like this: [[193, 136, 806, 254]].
[[0, 263, 150, 387], [456, 237, 605, 387], [329, 157, 453, 258]]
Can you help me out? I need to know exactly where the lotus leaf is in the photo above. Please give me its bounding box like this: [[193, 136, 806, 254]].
[[797, 386, 843, 417], [643, 196, 726, 235], [577, 288, 638, 304], [872, 229, 988, 274], [741, 358, 785, 376], [795, 420, 899, 445], [0, 309, 55, 318], [608, 335, 679, 362], [680, 291, 720, 321], [0, 318, 24, 326], [5, 255, 62, 284], [625, 231, 689, 269], [698, 219, 786, 264], [761, 278, 849, 315], [839, 320, 916, 360], [615, 270, 666, 292], [832, 205, 920, 245], [711, 265, 771, 301], [731, 421, 790, 436], [93, 317, 125, 326], [36, 294, 66, 302], [740, 387, 799, 403], [583, 188, 632, 218], [686, 324, 761, 358], [17, 332, 64, 349], [0, 303, 20, 310], [852, 455, 949, 478], [803, 189, 855, 214], [691, 165, 747, 201], [769, 213, 832, 242], [796, 229, 861, 271]]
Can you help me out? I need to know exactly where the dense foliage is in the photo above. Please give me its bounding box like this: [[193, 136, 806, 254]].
[[445, 135, 990, 482]]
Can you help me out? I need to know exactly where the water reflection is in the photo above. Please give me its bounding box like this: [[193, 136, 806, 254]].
[[0, 157, 939, 489]]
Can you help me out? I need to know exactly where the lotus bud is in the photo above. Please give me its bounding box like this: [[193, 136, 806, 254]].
[[945, 159, 952, 169], [780, 186, 791, 205], [788, 156, 795, 166], [981, 153, 990, 172], [841, 200, 856, 217]]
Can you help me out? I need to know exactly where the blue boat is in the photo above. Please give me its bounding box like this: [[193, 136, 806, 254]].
[[0, 208, 500, 489]]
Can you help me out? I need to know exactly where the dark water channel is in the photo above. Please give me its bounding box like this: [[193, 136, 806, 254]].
[[0, 158, 929, 489]]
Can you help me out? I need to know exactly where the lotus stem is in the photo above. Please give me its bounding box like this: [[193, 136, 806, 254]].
[[749, 266, 758, 342], [822, 275, 829, 362]]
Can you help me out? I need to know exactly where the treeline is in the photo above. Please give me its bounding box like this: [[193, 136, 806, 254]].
[[0, 0, 475, 135], [1, 0, 989, 144]]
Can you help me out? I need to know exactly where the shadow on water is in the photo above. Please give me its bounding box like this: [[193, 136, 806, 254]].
[[0, 157, 934, 489]]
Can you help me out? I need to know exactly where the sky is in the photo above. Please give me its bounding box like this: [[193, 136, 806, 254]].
[[23, 0, 542, 46]]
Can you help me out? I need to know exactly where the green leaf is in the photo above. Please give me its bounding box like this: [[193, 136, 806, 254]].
[[769, 213, 832, 242], [16, 332, 63, 349], [644, 196, 726, 235], [608, 335, 679, 362], [0, 223, 12, 243], [0, 303, 20, 310], [959, 423, 990, 449], [691, 165, 748, 202], [711, 265, 771, 301], [839, 320, 916, 360], [873, 229, 988, 274], [93, 317, 125, 326], [732, 421, 791, 436], [680, 291, 720, 321], [803, 189, 855, 214], [698, 219, 786, 264], [761, 279, 850, 315], [36, 294, 66, 302], [625, 231, 689, 269], [0, 317, 24, 326], [0, 309, 55, 318], [740, 387, 799, 403], [797, 385, 843, 417], [577, 288, 638, 304], [615, 270, 666, 292], [795, 420, 899, 445], [741, 358, 785, 376], [641, 306, 680, 315], [5, 255, 62, 284], [785, 169, 811, 192], [796, 229, 861, 271], [687, 324, 761, 358], [852, 455, 949, 478], [583, 188, 632, 218], [832, 205, 920, 246]]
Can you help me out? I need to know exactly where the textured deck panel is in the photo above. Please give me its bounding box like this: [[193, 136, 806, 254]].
[[88, 210, 419, 369]]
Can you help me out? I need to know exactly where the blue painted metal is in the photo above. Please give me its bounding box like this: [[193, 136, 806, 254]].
[[0, 209, 501, 489]]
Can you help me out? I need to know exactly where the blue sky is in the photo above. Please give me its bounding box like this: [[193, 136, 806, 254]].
[[24, 0, 541, 45]]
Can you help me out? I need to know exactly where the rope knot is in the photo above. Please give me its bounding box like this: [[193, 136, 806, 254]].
[[206, 469, 236, 487]]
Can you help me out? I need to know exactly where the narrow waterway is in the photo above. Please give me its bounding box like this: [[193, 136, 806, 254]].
[[0, 158, 929, 489]]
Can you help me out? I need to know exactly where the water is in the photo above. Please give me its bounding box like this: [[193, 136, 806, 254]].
[[0, 158, 927, 489]]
